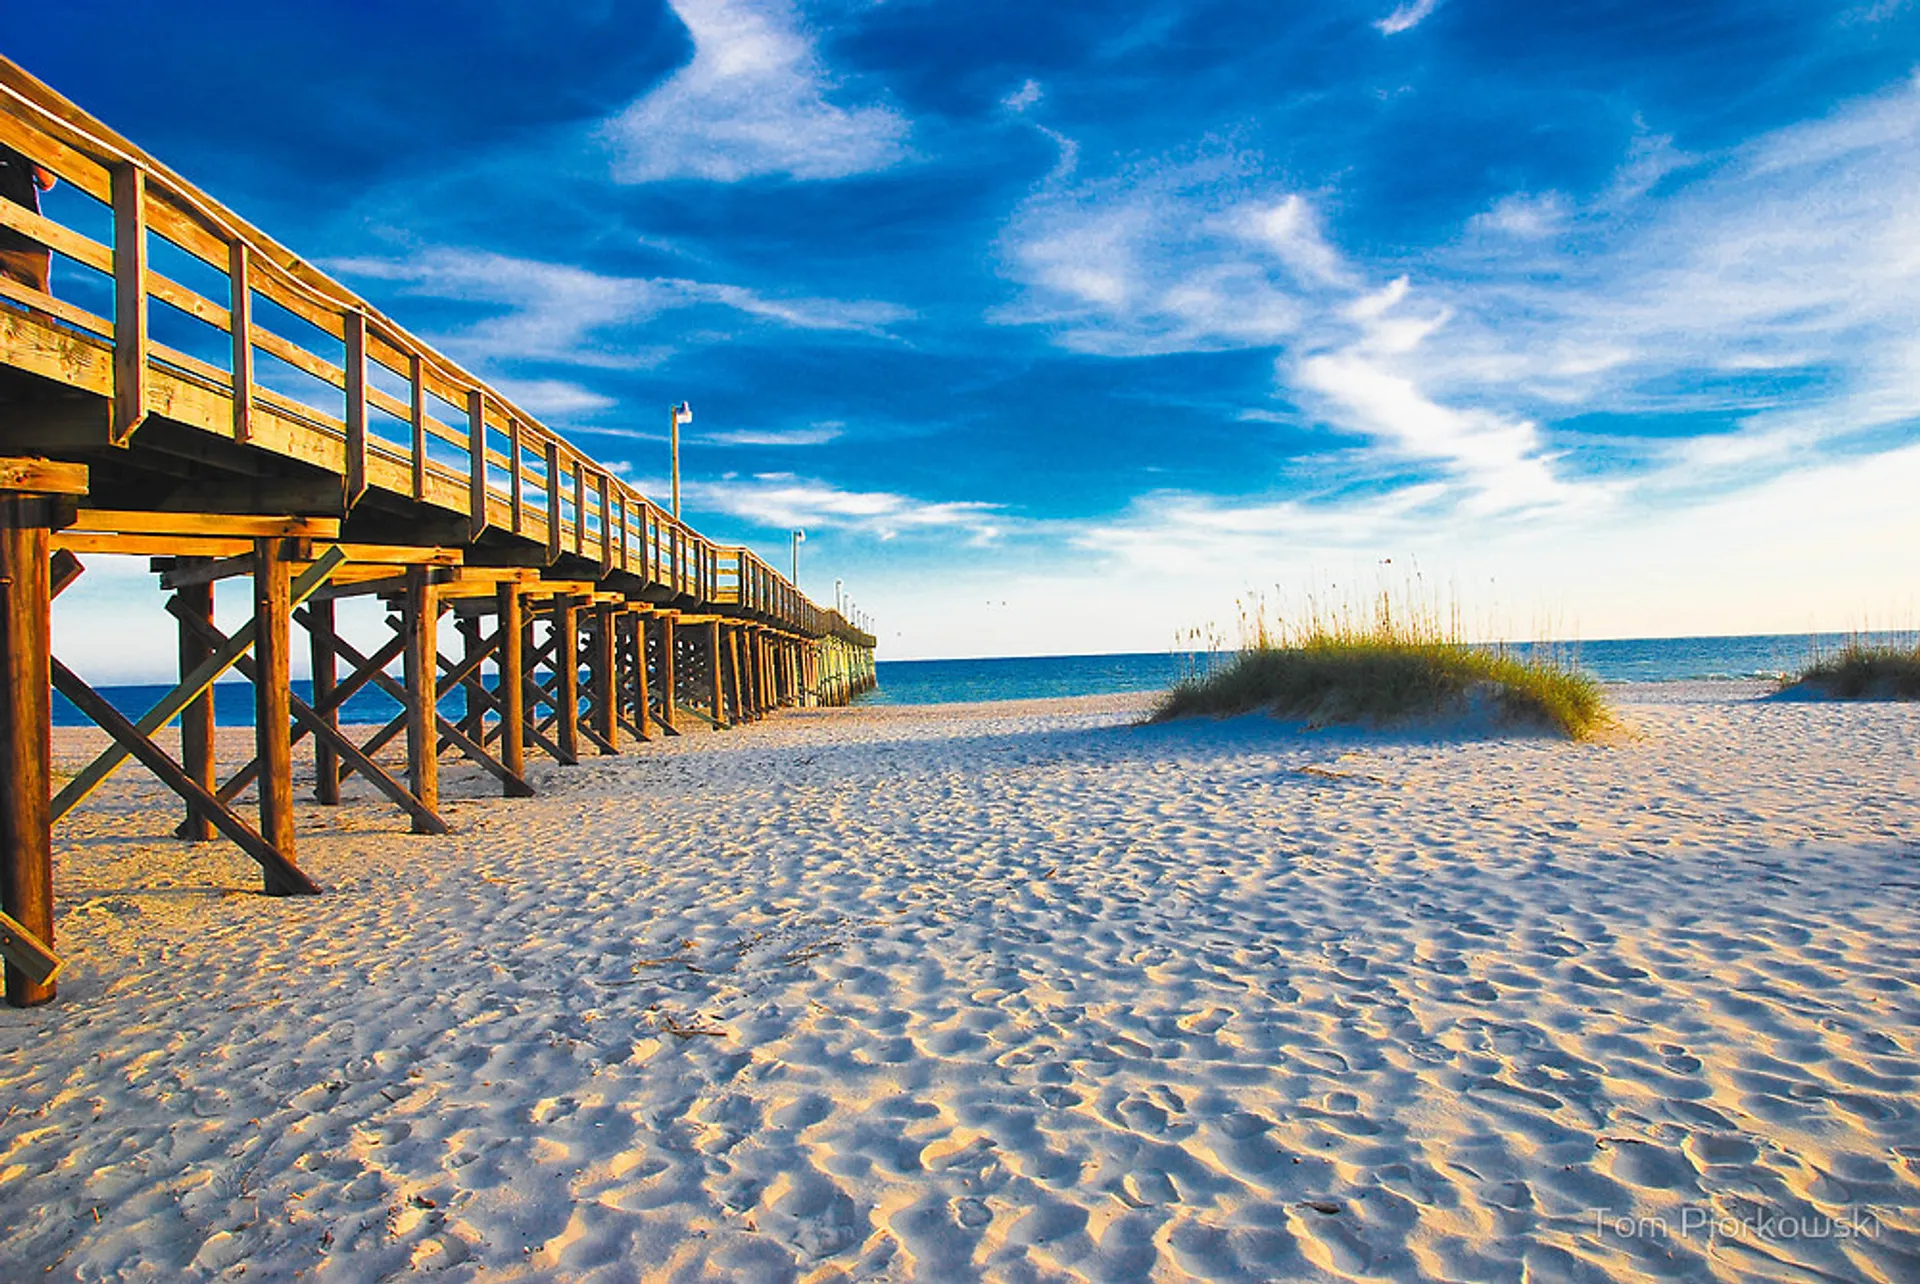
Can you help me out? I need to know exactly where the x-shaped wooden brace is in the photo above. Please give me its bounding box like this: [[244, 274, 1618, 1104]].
[[48, 547, 345, 895], [307, 616, 536, 799], [171, 601, 449, 834]]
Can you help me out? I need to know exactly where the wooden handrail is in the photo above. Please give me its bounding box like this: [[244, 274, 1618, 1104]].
[[0, 57, 873, 645]]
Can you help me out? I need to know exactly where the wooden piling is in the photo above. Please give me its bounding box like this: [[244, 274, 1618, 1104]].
[[0, 496, 55, 1005], [592, 603, 618, 752], [402, 566, 439, 830], [625, 610, 651, 741], [495, 583, 525, 788], [556, 595, 581, 763], [175, 570, 219, 834], [252, 537, 300, 894], [708, 620, 728, 728], [306, 595, 340, 806], [658, 614, 676, 733]]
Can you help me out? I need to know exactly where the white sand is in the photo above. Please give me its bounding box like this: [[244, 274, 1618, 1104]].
[[2, 684, 1917, 1281]]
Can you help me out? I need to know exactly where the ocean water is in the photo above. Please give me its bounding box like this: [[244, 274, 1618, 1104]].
[[858, 632, 1913, 707], [49, 632, 1910, 725]]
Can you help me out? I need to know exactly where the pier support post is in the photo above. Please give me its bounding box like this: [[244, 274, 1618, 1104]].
[[658, 614, 676, 733], [625, 610, 651, 741], [175, 568, 219, 833], [591, 603, 618, 753], [252, 538, 300, 893], [402, 566, 440, 829], [495, 583, 525, 788], [556, 595, 581, 764], [0, 495, 55, 1006], [456, 614, 485, 741], [708, 620, 728, 728], [307, 596, 340, 806]]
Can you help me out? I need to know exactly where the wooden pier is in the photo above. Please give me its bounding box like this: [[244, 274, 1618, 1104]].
[[0, 60, 877, 1006]]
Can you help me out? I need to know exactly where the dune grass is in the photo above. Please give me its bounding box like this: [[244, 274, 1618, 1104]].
[[1154, 589, 1610, 739], [1781, 636, 1920, 700]]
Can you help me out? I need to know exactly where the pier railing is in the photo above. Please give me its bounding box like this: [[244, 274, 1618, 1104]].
[[0, 57, 870, 648]]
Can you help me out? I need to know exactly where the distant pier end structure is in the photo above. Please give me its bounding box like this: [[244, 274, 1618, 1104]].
[[0, 59, 876, 1006]]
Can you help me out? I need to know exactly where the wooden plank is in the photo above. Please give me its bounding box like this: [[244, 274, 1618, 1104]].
[[0, 196, 111, 273], [597, 472, 612, 575], [50, 656, 320, 896], [174, 569, 216, 840], [322, 628, 534, 797], [307, 596, 339, 806], [0, 458, 88, 495], [658, 614, 677, 733], [0, 909, 60, 989], [592, 603, 618, 752], [172, 597, 446, 833], [0, 497, 55, 1005], [251, 324, 346, 392], [544, 439, 561, 565], [708, 620, 728, 729], [344, 311, 367, 509], [555, 595, 580, 764], [0, 275, 112, 337], [572, 463, 585, 557], [50, 546, 346, 822], [410, 352, 427, 501], [71, 510, 339, 539], [509, 417, 524, 534], [228, 240, 254, 441], [55, 532, 251, 559], [402, 566, 440, 831], [467, 389, 488, 540], [111, 161, 148, 445], [253, 536, 299, 891]]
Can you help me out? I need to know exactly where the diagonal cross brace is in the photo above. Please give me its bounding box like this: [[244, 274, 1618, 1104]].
[[169, 602, 449, 836], [325, 633, 535, 798], [49, 659, 320, 895], [199, 625, 407, 813], [52, 547, 348, 823]]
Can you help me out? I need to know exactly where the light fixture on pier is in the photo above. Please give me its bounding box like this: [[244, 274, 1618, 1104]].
[[669, 401, 692, 519], [790, 528, 805, 584]]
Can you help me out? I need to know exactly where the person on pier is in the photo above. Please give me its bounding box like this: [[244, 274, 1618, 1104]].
[[0, 144, 57, 294]]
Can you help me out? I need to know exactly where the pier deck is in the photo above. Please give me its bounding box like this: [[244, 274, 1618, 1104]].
[[0, 59, 876, 1005]]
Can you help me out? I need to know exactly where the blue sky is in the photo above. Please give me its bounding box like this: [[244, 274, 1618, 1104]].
[[16, 1, 1920, 669]]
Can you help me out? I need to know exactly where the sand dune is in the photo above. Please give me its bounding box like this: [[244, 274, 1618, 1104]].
[[1, 684, 1916, 1281]]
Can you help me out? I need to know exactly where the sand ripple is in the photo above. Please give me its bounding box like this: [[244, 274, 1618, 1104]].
[[1, 685, 1917, 1280]]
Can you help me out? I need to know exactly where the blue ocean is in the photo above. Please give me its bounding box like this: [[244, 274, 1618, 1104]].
[[50, 632, 1906, 726]]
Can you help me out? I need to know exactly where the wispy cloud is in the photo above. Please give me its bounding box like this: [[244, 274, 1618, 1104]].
[[993, 78, 1920, 517], [680, 472, 1003, 540], [607, 0, 908, 182], [489, 378, 619, 418], [331, 248, 911, 371], [1375, 0, 1442, 36], [992, 154, 1340, 355], [700, 423, 844, 447]]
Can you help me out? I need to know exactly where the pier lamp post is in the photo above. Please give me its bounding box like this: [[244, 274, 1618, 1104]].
[[835, 578, 844, 614], [790, 528, 805, 584], [669, 401, 692, 519]]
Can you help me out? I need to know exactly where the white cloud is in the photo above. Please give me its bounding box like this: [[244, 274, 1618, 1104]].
[[331, 248, 910, 371], [490, 378, 619, 418], [664, 472, 1003, 541], [992, 156, 1346, 355], [701, 424, 844, 446], [1375, 0, 1442, 36], [1003, 80, 1044, 113], [995, 78, 1920, 519], [607, 0, 908, 182], [1469, 191, 1570, 239]]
